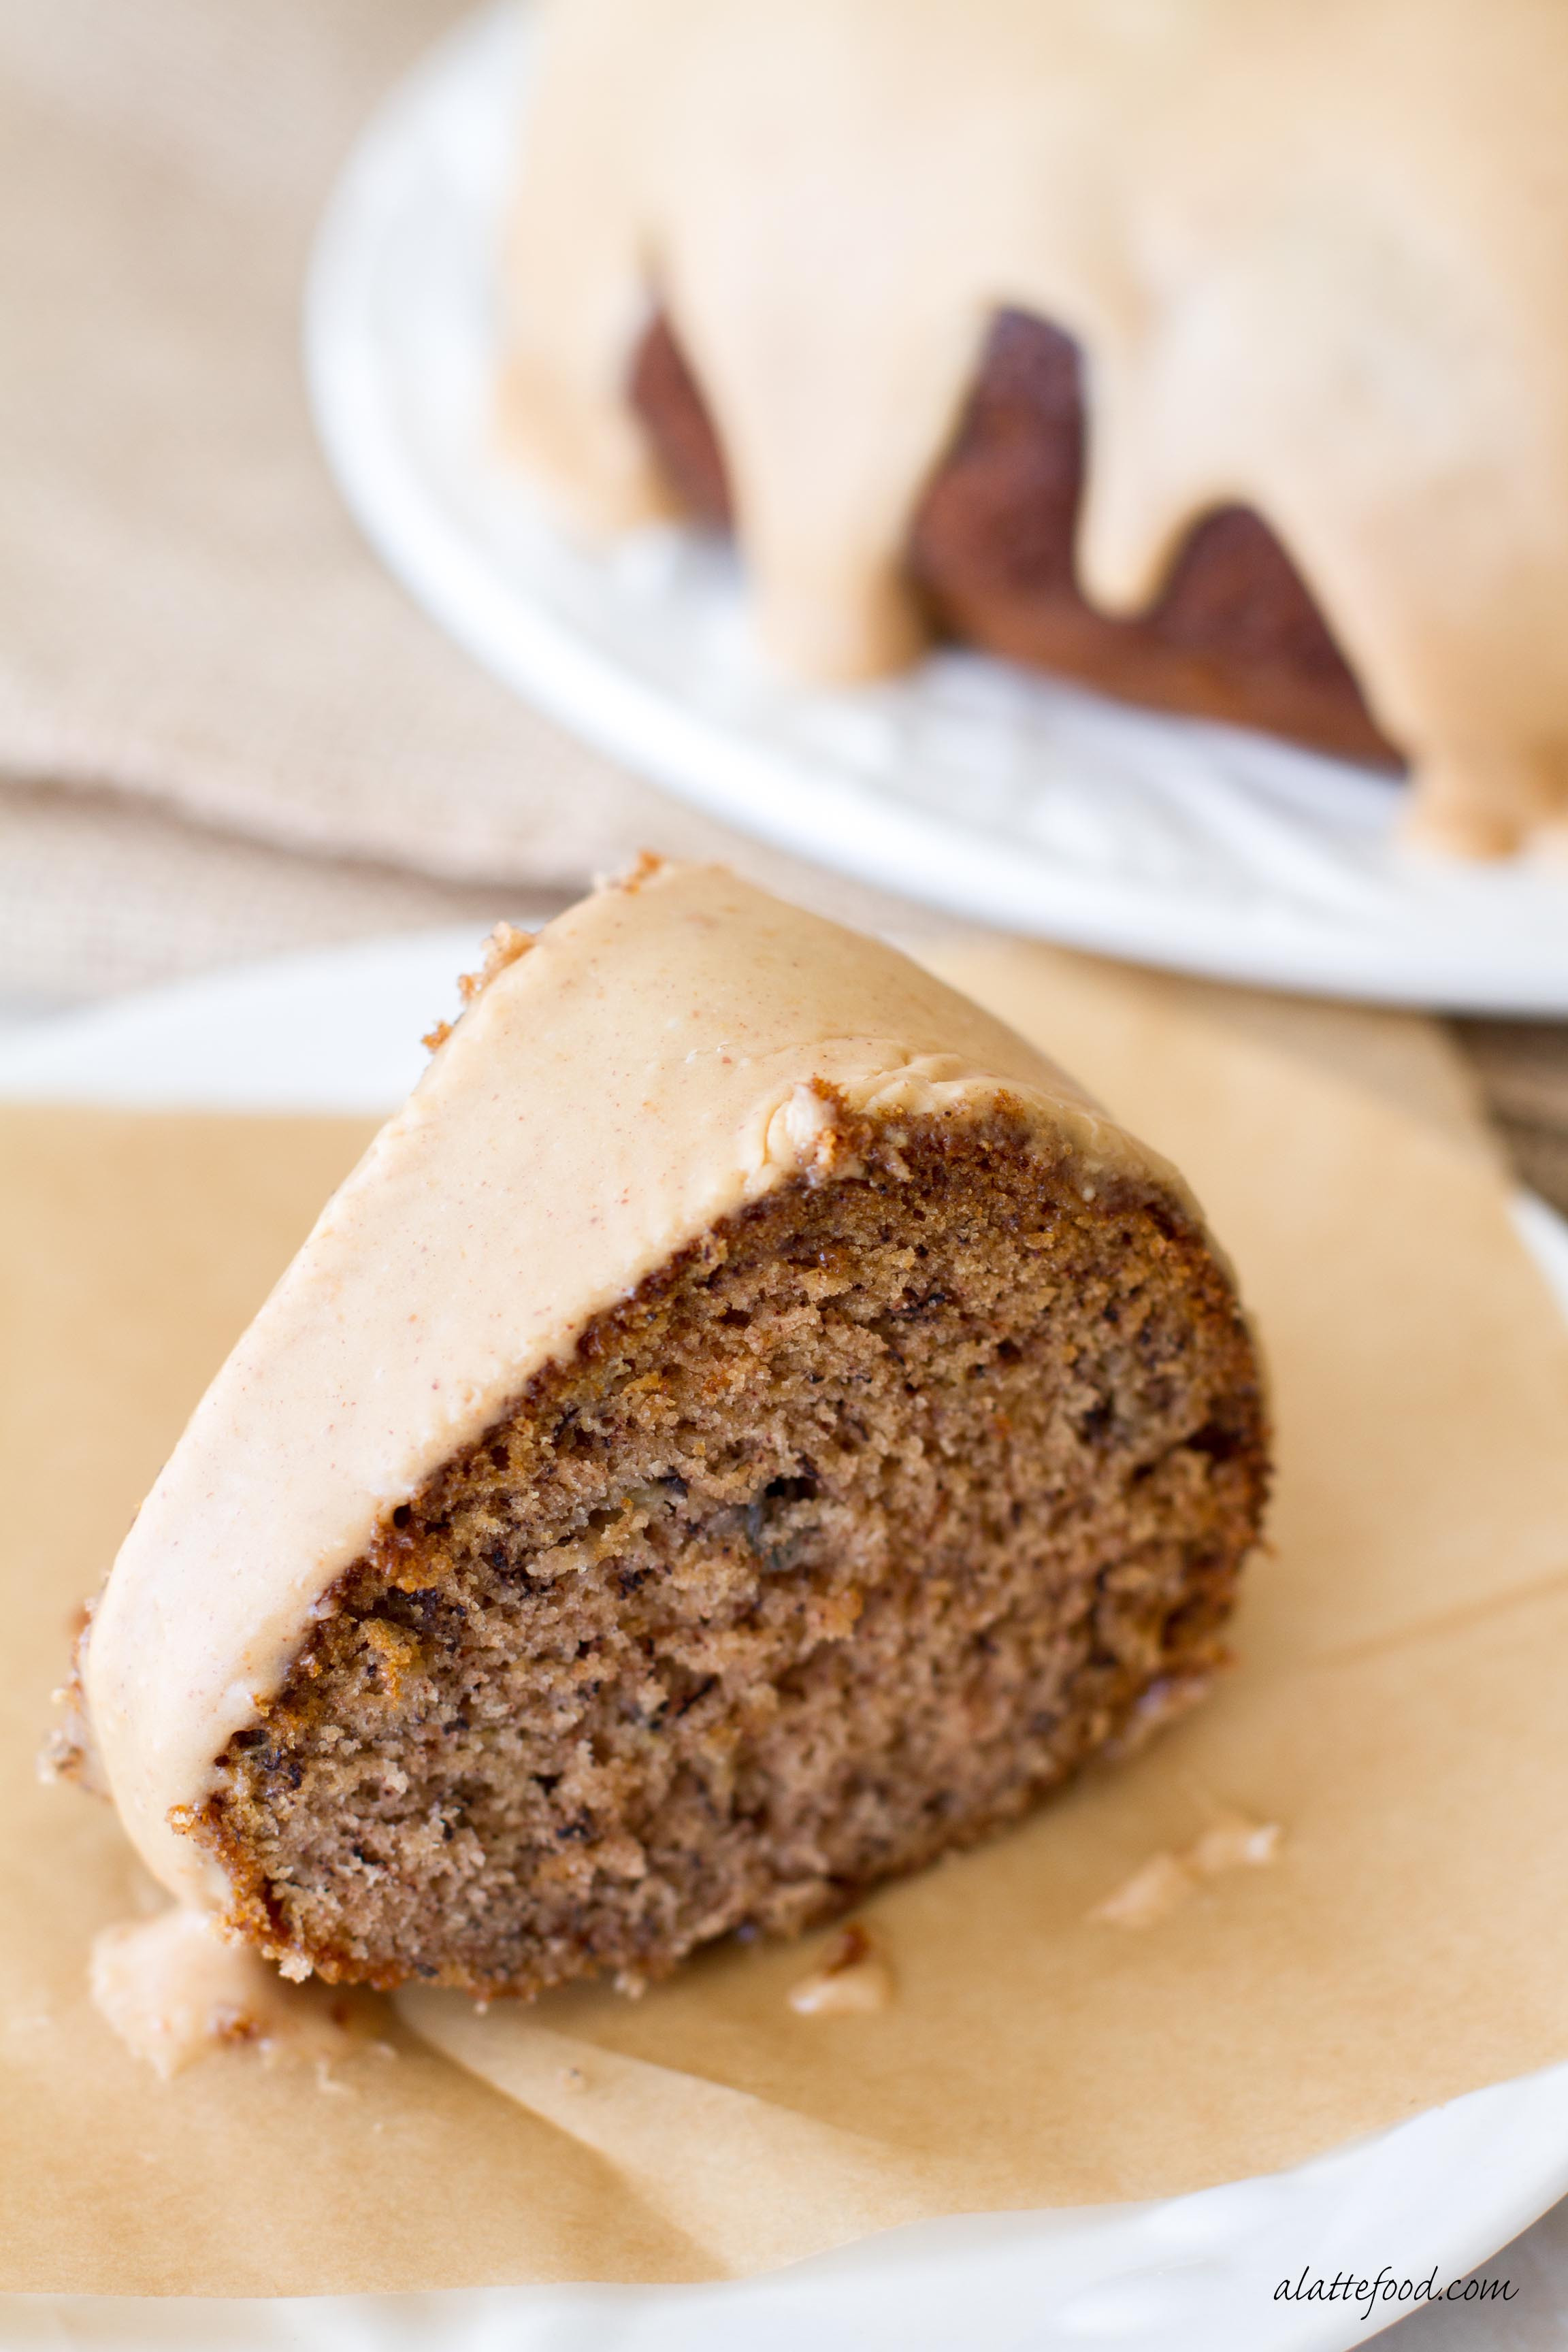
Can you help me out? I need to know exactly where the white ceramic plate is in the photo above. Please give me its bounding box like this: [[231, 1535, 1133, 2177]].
[[3, 928, 1568, 2351], [304, 2, 1568, 1013]]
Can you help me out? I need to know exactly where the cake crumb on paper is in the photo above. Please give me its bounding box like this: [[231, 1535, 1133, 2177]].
[[787, 1923, 894, 2015], [1090, 1813, 1283, 1930], [91, 1907, 387, 2082]]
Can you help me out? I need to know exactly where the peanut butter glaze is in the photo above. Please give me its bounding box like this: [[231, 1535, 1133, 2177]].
[[502, 0, 1568, 852]]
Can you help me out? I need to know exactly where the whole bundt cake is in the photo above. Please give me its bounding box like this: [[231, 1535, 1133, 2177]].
[[502, 0, 1568, 854]]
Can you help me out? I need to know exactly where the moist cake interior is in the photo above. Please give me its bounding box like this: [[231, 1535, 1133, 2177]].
[[195, 1105, 1265, 1997]]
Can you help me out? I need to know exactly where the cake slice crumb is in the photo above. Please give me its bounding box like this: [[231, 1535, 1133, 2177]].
[[787, 1924, 894, 2015]]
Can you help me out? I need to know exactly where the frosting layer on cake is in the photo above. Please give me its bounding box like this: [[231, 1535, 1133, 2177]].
[[83, 861, 1194, 1911], [503, 0, 1568, 850]]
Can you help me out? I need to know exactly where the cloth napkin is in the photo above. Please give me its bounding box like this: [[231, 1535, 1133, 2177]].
[[0, 0, 949, 1006]]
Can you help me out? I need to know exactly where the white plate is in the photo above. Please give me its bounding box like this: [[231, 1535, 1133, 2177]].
[[304, 1, 1568, 1013], [3, 928, 1568, 2350]]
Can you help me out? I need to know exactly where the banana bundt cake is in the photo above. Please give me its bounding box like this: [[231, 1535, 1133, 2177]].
[[502, 0, 1568, 853]]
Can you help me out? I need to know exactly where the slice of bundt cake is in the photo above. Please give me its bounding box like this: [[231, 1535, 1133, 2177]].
[[76, 861, 1267, 1998]]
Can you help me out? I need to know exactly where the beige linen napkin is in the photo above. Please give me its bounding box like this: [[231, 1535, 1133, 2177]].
[[0, 0, 954, 1003]]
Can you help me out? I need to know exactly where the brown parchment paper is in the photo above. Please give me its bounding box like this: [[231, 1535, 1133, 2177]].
[[5, 945, 1568, 2295]]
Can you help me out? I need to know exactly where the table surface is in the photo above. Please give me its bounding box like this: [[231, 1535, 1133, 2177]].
[[1451, 1020, 1568, 1223]]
